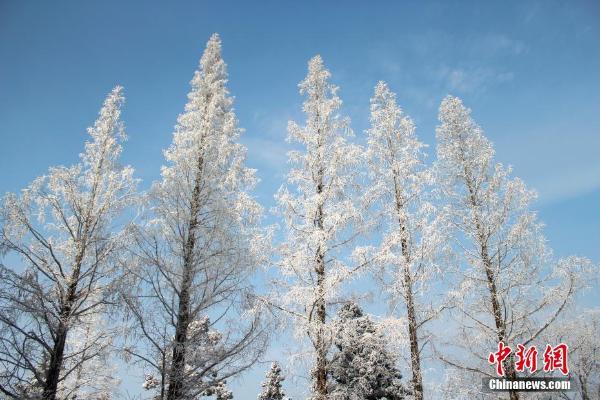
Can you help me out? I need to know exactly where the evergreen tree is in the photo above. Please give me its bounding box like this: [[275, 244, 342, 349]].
[[205, 380, 234, 400], [330, 303, 406, 400], [258, 362, 286, 400]]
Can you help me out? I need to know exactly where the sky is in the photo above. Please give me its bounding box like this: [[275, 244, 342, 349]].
[[1, 0, 599, 398]]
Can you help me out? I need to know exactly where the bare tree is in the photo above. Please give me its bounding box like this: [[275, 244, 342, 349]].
[[121, 34, 268, 400], [0, 86, 136, 399]]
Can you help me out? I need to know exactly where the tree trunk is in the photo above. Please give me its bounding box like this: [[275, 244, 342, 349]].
[[166, 156, 203, 400], [579, 375, 589, 400], [167, 278, 190, 400], [481, 248, 519, 399], [313, 175, 328, 400], [466, 178, 519, 400], [42, 248, 85, 400], [392, 173, 424, 400], [42, 323, 68, 400], [481, 242, 519, 400], [166, 272, 192, 400], [314, 256, 327, 400], [404, 265, 423, 400]]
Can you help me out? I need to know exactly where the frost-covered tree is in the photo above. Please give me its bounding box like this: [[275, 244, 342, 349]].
[[434, 96, 591, 399], [330, 303, 406, 400], [271, 55, 365, 400], [0, 86, 136, 399], [258, 362, 286, 400], [548, 309, 600, 400], [56, 312, 118, 399], [366, 82, 447, 400], [567, 312, 600, 400], [205, 380, 234, 400], [122, 34, 267, 400]]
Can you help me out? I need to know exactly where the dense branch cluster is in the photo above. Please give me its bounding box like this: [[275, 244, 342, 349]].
[[0, 33, 597, 400]]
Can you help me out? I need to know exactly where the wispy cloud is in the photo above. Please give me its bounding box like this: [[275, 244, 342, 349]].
[[437, 65, 514, 94], [242, 108, 295, 180], [497, 123, 600, 205], [368, 32, 524, 104], [534, 163, 600, 205], [476, 34, 527, 57], [243, 135, 289, 172]]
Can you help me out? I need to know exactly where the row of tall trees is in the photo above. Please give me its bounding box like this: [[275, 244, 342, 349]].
[[267, 52, 597, 400], [0, 34, 597, 400]]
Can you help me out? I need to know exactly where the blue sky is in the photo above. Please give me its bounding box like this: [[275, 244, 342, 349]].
[[1, 1, 599, 398]]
